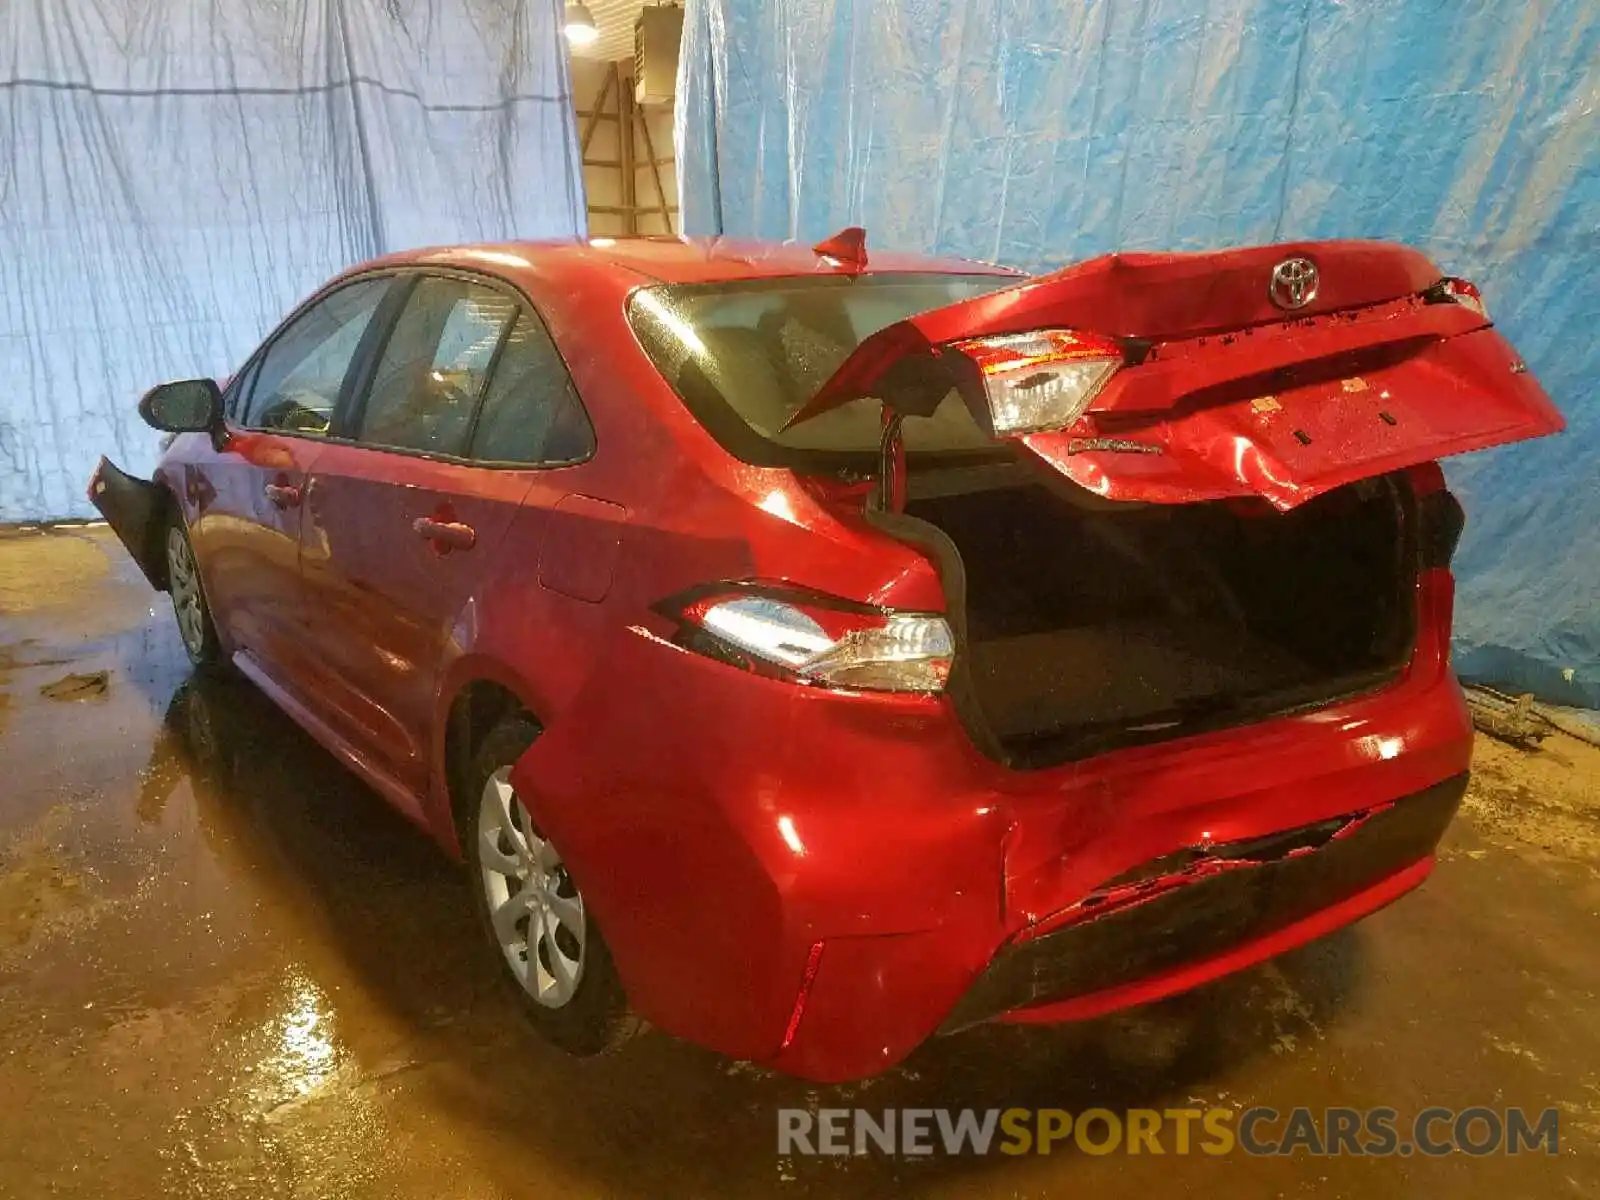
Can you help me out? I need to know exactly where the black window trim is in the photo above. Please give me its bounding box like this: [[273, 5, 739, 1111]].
[[334, 273, 423, 442], [220, 368, 244, 421], [333, 264, 598, 472], [230, 358, 263, 421]]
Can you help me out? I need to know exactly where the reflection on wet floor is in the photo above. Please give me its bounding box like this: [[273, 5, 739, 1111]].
[[1, 525, 1598, 1199]]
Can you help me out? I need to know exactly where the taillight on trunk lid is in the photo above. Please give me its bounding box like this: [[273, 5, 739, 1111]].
[[950, 328, 1124, 436], [659, 586, 954, 693]]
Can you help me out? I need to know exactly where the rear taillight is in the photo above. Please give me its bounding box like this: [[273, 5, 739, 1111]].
[[1430, 277, 1490, 321], [662, 586, 954, 693], [949, 328, 1122, 435], [1418, 488, 1466, 569]]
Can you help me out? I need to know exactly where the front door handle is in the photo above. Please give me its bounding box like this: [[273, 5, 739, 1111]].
[[264, 483, 301, 508], [413, 516, 477, 551]]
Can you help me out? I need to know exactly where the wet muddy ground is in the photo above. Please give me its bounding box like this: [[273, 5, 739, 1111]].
[[1, 524, 1596, 1198]]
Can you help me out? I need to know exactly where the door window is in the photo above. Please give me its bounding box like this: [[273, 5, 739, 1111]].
[[357, 277, 518, 456], [244, 277, 390, 435], [470, 311, 596, 465]]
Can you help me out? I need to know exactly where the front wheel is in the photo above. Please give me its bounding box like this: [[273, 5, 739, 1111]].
[[464, 717, 640, 1056], [165, 518, 223, 669]]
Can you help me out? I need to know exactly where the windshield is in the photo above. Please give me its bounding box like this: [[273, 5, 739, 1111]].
[[627, 273, 1014, 466]]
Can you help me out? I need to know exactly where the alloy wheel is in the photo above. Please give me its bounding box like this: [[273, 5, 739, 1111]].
[[478, 767, 586, 1007], [166, 527, 207, 660]]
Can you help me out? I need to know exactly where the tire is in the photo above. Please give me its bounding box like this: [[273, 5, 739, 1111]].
[[165, 516, 224, 669], [463, 716, 641, 1056]]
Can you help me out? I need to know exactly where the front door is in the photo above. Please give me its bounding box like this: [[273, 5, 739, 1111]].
[[298, 274, 597, 798], [187, 277, 393, 681]]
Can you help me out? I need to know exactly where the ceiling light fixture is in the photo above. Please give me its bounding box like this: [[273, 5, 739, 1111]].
[[564, 2, 599, 46]]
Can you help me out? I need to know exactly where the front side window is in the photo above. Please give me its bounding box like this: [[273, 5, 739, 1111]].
[[244, 277, 390, 435], [469, 311, 595, 465], [357, 277, 518, 456]]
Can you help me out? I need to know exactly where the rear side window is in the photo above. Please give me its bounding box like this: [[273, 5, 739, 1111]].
[[358, 277, 519, 456], [244, 278, 389, 435], [469, 311, 595, 465]]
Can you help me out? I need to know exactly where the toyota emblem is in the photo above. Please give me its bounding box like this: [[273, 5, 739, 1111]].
[[1269, 257, 1319, 311]]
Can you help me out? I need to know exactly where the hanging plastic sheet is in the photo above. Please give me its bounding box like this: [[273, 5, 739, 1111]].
[[0, 0, 584, 525], [677, 0, 1599, 706]]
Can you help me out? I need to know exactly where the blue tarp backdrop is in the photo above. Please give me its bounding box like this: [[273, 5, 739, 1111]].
[[0, 0, 584, 523], [676, 0, 1599, 707]]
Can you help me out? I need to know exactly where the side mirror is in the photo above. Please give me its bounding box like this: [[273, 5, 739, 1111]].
[[138, 379, 223, 434]]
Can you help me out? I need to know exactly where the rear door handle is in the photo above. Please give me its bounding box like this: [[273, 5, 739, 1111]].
[[413, 517, 477, 551], [264, 483, 301, 508]]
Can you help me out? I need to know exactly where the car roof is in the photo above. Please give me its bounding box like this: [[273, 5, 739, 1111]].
[[351, 235, 1022, 286]]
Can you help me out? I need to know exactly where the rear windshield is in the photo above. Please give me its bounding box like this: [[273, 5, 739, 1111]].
[[627, 273, 1014, 467]]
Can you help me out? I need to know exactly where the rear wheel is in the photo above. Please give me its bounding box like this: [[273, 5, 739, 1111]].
[[165, 518, 223, 669], [463, 717, 640, 1055]]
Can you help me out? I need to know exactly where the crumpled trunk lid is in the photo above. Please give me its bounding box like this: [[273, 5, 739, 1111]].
[[790, 241, 1564, 510], [1020, 301, 1559, 511], [899, 240, 1445, 342]]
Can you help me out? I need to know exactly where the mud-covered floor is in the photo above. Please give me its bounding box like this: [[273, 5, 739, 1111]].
[[1, 524, 1596, 1199]]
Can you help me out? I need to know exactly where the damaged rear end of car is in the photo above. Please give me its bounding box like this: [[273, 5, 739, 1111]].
[[774, 239, 1561, 768], [616, 238, 1562, 1080]]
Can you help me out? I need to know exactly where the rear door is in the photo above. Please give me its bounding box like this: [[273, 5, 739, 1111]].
[[298, 273, 596, 797], [794, 241, 1564, 510]]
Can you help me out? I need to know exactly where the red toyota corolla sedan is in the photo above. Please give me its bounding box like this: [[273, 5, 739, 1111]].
[[90, 234, 1562, 1081]]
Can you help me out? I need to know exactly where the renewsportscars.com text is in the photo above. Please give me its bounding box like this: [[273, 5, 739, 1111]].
[[777, 1106, 1559, 1158]]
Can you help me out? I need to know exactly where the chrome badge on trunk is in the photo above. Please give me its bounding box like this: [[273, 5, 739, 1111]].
[[1269, 257, 1319, 310]]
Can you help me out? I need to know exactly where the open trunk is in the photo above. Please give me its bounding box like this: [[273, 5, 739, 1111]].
[[904, 466, 1416, 767], [630, 237, 1562, 762], [777, 239, 1563, 764]]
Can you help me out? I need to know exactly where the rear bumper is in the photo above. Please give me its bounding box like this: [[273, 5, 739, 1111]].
[[940, 772, 1465, 1033], [512, 578, 1471, 1083]]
